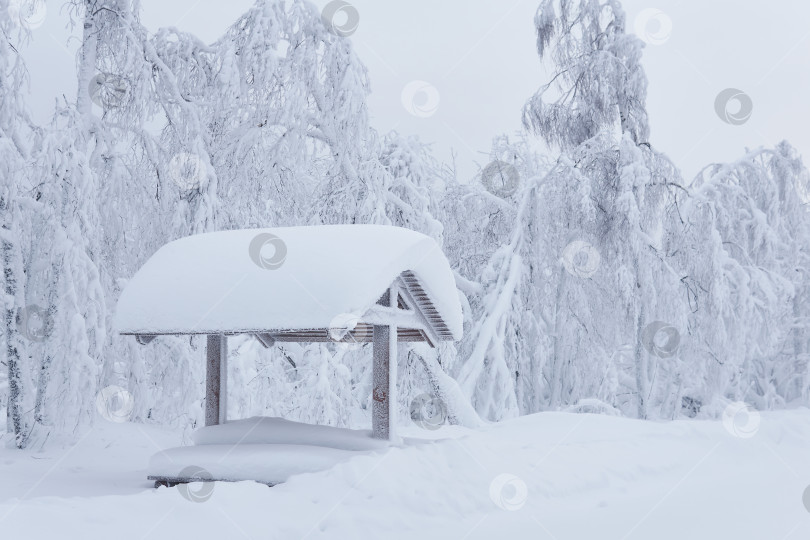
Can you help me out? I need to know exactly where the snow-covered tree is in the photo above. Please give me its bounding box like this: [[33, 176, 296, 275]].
[[679, 142, 810, 412], [1, 0, 39, 448], [469, 0, 683, 419], [523, 0, 649, 151]]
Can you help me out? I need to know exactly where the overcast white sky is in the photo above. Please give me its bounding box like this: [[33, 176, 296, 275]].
[[19, 0, 810, 183]]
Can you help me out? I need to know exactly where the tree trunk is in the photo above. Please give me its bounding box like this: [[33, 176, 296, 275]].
[[34, 260, 60, 427], [549, 267, 567, 408], [76, 1, 98, 122], [1, 191, 30, 448], [635, 305, 648, 419]]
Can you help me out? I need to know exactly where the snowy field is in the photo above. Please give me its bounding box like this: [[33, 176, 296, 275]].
[[2, 410, 810, 539]]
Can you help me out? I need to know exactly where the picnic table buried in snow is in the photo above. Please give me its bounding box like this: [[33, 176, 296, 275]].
[[114, 225, 463, 486]]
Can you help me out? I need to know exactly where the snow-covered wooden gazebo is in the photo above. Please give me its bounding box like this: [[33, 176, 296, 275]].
[[115, 225, 462, 485]]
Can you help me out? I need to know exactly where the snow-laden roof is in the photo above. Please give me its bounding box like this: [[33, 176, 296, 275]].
[[115, 225, 462, 340]]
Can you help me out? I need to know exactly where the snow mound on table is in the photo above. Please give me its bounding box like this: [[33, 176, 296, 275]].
[[115, 224, 462, 338], [149, 418, 389, 484], [191, 416, 388, 451], [148, 444, 362, 485]]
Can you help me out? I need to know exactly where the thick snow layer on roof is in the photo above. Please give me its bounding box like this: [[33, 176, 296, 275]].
[[115, 225, 462, 338]]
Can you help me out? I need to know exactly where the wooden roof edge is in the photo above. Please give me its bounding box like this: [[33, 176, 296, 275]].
[[398, 270, 455, 341], [121, 326, 432, 344]]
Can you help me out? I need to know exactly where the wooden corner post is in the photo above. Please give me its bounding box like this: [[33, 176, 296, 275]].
[[372, 284, 398, 440], [205, 334, 228, 426]]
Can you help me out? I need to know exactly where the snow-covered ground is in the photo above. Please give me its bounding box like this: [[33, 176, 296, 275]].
[[2, 410, 810, 539]]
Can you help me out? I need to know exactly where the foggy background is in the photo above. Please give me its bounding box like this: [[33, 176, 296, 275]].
[[19, 0, 810, 182]]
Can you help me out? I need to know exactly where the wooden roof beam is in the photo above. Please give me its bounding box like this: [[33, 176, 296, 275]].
[[253, 332, 276, 348], [395, 276, 440, 348]]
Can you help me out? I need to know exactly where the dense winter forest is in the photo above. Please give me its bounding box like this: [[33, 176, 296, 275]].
[[2, 0, 809, 450]]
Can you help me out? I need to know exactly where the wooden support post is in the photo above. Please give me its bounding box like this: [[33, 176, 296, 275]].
[[205, 334, 227, 426], [372, 323, 389, 439], [372, 285, 398, 440], [219, 334, 228, 425]]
